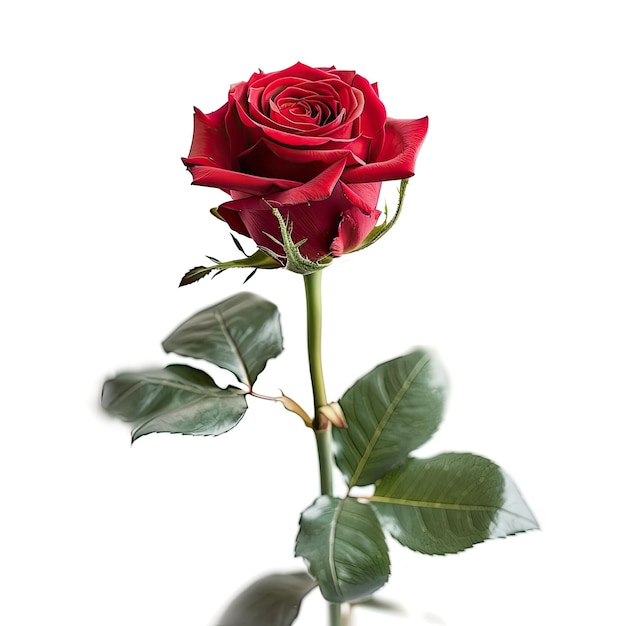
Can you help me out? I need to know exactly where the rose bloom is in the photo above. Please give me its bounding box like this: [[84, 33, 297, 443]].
[[183, 62, 428, 264]]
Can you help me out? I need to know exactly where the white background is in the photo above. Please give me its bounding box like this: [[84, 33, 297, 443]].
[[2, 1, 625, 625]]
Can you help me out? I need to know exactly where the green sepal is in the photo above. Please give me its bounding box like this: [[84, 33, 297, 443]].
[[180, 248, 281, 286], [261, 208, 333, 275], [354, 178, 409, 252]]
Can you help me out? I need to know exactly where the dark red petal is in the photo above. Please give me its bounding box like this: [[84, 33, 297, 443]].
[[218, 175, 380, 261], [247, 62, 337, 89], [224, 96, 250, 162], [182, 159, 300, 196], [238, 139, 365, 182], [234, 69, 363, 142], [213, 205, 251, 240], [186, 105, 233, 167], [329, 69, 357, 84], [236, 201, 340, 261], [217, 174, 381, 261], [330, 204, 382, 256], [352, 74, 386, 137], [337, 180, 382, 214], [342, 117, 429, 183], [345, 134, 371, 162], [234, 95, 338, 146], [221, 159, 347, 210]]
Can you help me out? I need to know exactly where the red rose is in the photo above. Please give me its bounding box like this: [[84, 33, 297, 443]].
[[183, 62, 428, 264]]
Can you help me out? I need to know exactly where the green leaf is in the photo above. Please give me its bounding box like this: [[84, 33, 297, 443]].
[[333, 349, 447, 487], [371, 454, 539, 555], [162, 292, 283, 387], [295, 495, 390, 603], [215, 571, 317, 626], [101, 364, 247, 442]]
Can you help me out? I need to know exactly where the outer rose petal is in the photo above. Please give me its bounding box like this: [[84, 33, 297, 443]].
[[186, 105, 232, 166], [238, 138, 365, 183], [338, 180, 382, 213], [246, 62, 338, 90], [341, 117, 429, 183], [351, 74, 387, 137], [330, 203, 382, 256], [181, 159, 300, 196], [183, 105, 302, 195], [221, 159, 347, 212], [217, 177, 381, 261]]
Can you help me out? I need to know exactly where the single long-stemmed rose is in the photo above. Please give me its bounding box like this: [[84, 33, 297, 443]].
[[101, 63, 538, 626], [182, 66, 429, 623]]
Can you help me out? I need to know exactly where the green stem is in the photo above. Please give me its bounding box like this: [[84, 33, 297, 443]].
[[303, 270, 342, 626], [304, 270, 327, 411]]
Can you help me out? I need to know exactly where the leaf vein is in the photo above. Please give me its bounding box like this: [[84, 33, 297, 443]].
[[349, 354, 430, 487], [215, 309, 252, 387], [369, 495, 500, 513], [327, 499, 344, 597]]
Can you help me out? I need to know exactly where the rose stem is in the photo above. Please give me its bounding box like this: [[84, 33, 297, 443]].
[[303, 270, 342, 626]]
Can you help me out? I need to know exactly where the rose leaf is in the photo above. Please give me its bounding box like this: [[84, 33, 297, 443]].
[[162, 291, 283, 387], [333, 349, 447, 487], [101, 364, 248, 443], [371, 454, 539, 554]]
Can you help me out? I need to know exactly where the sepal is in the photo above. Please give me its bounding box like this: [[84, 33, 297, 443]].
[[352, 178, 409, 253], [261, 208, 334, 275], [180, 247, 281, 286]]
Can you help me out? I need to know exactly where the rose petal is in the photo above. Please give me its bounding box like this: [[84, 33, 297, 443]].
[[330, 69, 357, 84], [186, 105, 233, 167], [330, 203, 382, 256], [234, 94, 341, 146], [247, 62, 338, 90], [211, 205, 249, 240], [341, 117, 429, 183], [218, 177, 381, 261], [238, 139, 365, 182], [221, 158, 347, 210], [352, 74, 387, 137], [182, 158, 300, 196], [233, 67, 363, 144], [234, 200, 341, 261], [337, 180, 382, 214], [224, 93, 250, 160]]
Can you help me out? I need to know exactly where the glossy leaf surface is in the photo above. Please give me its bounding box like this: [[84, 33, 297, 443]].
[[371, 454, 538, 554], [101, 364, 247, 442], [333, 349, 447, 487], [215, 571, 317, 626], [162, 292, 283, 387], [295, 496, 390, 603]]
